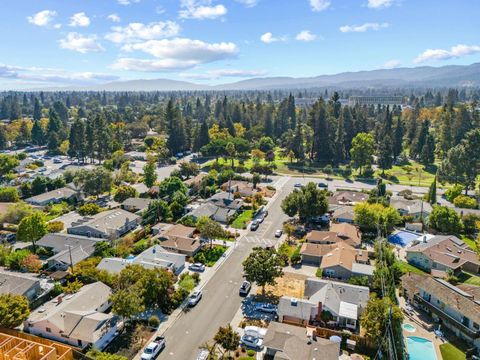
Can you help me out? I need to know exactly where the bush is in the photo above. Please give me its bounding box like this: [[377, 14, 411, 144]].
[[148, 315, 160, 328], [453, 195, 478, 209], [462, 214, 480, 235], [323, 165, 333, 175], [113, 185, 137, 203], [315, 268, 323, 277], [247, 350, 255, 357], [47, 221, 64, 233], [363, 166, 375, 178], [0, 187, 19, 202], [290, 250, 301, 265], [445, 184, 464, 202], [78, 203, 102, 216]]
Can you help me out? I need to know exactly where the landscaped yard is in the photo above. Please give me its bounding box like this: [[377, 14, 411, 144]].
[[439, 342, 466, 360], [231, 210, 253, 229], [193, 245, 227, 266], [398, 260, 428, 275], [461, 235, 477, 251]]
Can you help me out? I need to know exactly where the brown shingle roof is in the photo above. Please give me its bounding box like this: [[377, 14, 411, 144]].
[[159, 236, 202, 253], [330, 223, 361, 246], [162, 224, 195, 239]]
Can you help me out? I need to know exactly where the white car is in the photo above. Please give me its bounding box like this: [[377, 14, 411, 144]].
[[254, 303, 277, 314], [274, 229, 283, 238], [188, 290, 203, 306], [140, 336, 165, 360], [189, 263, 206, 272], [241, 334, 263, 349]]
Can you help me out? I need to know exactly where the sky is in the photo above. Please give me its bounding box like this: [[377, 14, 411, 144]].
[[0, 0, 479, 89]]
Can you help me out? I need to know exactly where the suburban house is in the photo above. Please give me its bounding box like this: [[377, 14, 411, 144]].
[[36, 233, 104, 271], [263, 322, 340, 360], [390, 196, 432, 220], [157, 224, 202, 257], [402, 273, 480, 352], [121, 197, 152, 213], [331, 205, 355, 224], [189, 202, 236, 224], [26, 184, 81, 206], [67, 209, 140, 240], [306, 223, 361, 248], [406, 235, 480, 275], [329, 191, 369, 206], [0, 269, 42, 301], [300, 243, 373, 279], [24, 282, 118, 350], [220, 180, 258, 198], [183, 173, 208, 188], [278, 278, 370, 330], [97, 244, 186, 275]]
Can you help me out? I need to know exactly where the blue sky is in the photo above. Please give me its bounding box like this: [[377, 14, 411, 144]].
[[0, 0, 479, 89]]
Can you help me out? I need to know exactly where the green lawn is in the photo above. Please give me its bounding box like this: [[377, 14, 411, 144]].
[[193, 246, 227, 267], [44, 202, 71, 221], [440, 343, 466, 360], [231, 210, 253, 229], [458, 271, 480, 286], [398, 260, 428, 275], [178, 273, 197, 292], [376, 161, 438, 187]]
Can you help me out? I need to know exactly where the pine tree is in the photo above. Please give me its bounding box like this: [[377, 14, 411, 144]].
[[47, 109, 62, 134], [310, 98, 332, 162], [420, 133, 435, 166], [427, 176, 437, 204], [392, 117, 404, 159], [334, 116, 346, 164], [193, 120, 210, 151], [291, 122, 305, 161], [31, 121, 44, 146], [377, 135, 393, 174], [33, 98, 42, 121], [85, 118, 95, 162]]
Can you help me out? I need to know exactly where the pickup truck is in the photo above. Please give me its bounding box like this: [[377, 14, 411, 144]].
[[140, 336, 165, 360]]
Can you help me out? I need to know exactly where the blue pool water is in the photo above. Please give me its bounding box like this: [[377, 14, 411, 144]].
[[407, 336, 437, 360], [388, 231, 419, 247]]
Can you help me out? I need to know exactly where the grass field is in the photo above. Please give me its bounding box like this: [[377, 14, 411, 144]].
[[458, 271, 480, 286], [439, 342, 466, 360], [398, 260, 428, 275], [231, 210, 253, 229]]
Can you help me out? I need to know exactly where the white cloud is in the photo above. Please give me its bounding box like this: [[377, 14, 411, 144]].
[[235, 0, 258, 7], [117, 0, 140, 5], [69, 12, 90, 27], [59, 33, 105, 54], [380, 59, 401, 69], [309, 0, 330, 12], [105, 21, 180, 44], [340, 22, 389, 33], [296, 30, 316, 42], [414, 44, 480, 64], [179, 0, 227, 20], [180, 68, 266, 79], [112, 37, 238, 72], [367, 0, 394, 9], [107, 14, 121, 22], [0, 63, 118, 86], [27, 10, 57, 27], [260, 32, 287, 44]]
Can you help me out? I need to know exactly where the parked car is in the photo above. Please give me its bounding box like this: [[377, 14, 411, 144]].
[[196, 350, 210, 360], [250, 220, 259, 231], [318, 182, 328, 188], [53, 158, 62, 164], [239, 281, 251, 296], [140, 336, 165, 360], [189, 263, 206, 272], [274, 229, 283, 238], [188, 290, 203, 306], [254, 303, 277, 314], [294, 183, 303, 188], [241, 334, 263, 349]]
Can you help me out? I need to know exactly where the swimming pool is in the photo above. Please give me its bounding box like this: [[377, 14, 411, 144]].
[[402, 323, 416, 332], [388, 231, 419, 247], [407, 336, 437, 360]]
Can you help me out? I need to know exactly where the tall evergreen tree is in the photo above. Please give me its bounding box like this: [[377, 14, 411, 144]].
[[334, 116, 346, 164], [377, 135, 393, 174], [427, 176, 437, 204], [31, 121, 44, 146], [33, 98, 42, 121], [420, 133, 435, 165], [392, 117, 404, 159]]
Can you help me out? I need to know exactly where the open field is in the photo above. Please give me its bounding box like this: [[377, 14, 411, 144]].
[[262, 272, 306, 298]]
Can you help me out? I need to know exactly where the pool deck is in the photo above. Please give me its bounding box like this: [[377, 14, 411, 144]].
[[399, 295, 445, 360]]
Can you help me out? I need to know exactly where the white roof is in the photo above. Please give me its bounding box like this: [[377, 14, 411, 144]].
[[338, 301, 358, 320]]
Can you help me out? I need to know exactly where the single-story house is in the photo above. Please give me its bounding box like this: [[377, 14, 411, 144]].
[[220, 180, 258, 198], [263, 322, 340, 360], [67, 209, 140, 240], [402, 273, 480, 351], [300, 243, 373, 279], [121, 197, 152, 213], [97, 245, 186, 275], [329, 191, 369, 206], [37, 233, 104, 271], [209, 191, 243, 211], [24, 282, 118, 350], [125, 151, 147, 161], [131, 182, 149, 195], [406, 235, 479, 275], [278, 278, 370, 330], [390, 196, 432, 219], [189, 202, 237, 224], [151, 222, 172, 235], [157, 224, 202, 256], [331, 205, 355, 224], [26, 184, 81, 206], [0, 269, 42, 301], [183, 173, 208, 188], [306, 223, 361, 248]]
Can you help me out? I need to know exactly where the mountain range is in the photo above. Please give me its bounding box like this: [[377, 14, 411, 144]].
[[39, 62, 480, 91]]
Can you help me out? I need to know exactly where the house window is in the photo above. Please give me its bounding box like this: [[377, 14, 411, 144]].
[[473, 322, 479, 330], [77, 339, 82, 347], [46, 327, 51, 333]]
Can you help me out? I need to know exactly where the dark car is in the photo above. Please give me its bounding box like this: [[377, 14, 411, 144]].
[[250, 220, 259, 231], [318, 182, 328, 188], [239, 281, 251, 296]]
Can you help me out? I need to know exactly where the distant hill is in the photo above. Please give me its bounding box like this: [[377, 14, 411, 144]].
[[30, 62, 480, 91]]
